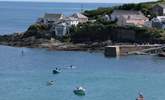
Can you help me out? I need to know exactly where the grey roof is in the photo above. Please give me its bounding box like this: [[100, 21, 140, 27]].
[[44, 13, 64, 20], [71, 13, 88, 19], [111, 10, 143, 16]]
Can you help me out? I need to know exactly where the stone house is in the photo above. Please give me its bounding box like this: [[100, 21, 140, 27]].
[[111, 10, 148, 27], [111, 10, 143, 21], [117, 14, 149, 27]]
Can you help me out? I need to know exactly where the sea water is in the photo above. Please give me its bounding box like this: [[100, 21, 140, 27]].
[[0, 45, 165, 100]]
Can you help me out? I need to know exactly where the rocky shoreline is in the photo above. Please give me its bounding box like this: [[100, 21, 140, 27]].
[[0, 32, 164, 57], [0, 32, 108, 51]]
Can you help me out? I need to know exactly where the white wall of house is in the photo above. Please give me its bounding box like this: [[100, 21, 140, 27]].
[[54, 23, 68, 37], [66, 20, 79, 26]]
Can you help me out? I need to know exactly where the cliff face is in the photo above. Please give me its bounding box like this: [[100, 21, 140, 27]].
[[110, 28, 136, 42]]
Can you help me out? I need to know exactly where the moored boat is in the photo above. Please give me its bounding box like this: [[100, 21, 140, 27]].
[[47, 80, 54, 86], [73, 86, 86, 96], [158, 52, 165, 57], [52, 68, 61, 74], [136, 92, 144, 100]]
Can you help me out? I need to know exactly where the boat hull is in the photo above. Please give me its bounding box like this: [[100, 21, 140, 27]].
[[158, 53, 165, 57], [73, 90, 85, 96], [52, 70, 60, 74]]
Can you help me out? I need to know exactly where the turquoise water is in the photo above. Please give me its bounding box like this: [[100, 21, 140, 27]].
[[0, 45, 165, 100], [0, 1, 117, 34]]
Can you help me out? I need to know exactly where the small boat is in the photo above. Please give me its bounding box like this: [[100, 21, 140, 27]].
[[158, 53, 165, 57], [136, 92, 144, 100], [52, 68, 61, 74], [47, 81, 54, 86], [73, 86, 86, 96]]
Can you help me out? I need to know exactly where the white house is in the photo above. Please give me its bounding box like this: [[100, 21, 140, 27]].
[[54, 23, 68, 37], [64, 17, 79, 26], [35, 12, 88, 37], [71, 13, 88, 23], [43, 13, 65, 24]]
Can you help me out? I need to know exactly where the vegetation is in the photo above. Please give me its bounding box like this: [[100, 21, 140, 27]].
[[24, 24, 51, 39], [84, 0, 165, 20], [70, 0, 165, 43], [83, 7, 113, 19], [69, 20, 165, 43]]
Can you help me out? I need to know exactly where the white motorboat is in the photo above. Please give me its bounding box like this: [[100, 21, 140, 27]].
[[73, 86, 86, 96]]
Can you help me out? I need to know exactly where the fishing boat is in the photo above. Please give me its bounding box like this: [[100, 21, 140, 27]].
[[73, 86, 86, 96]]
